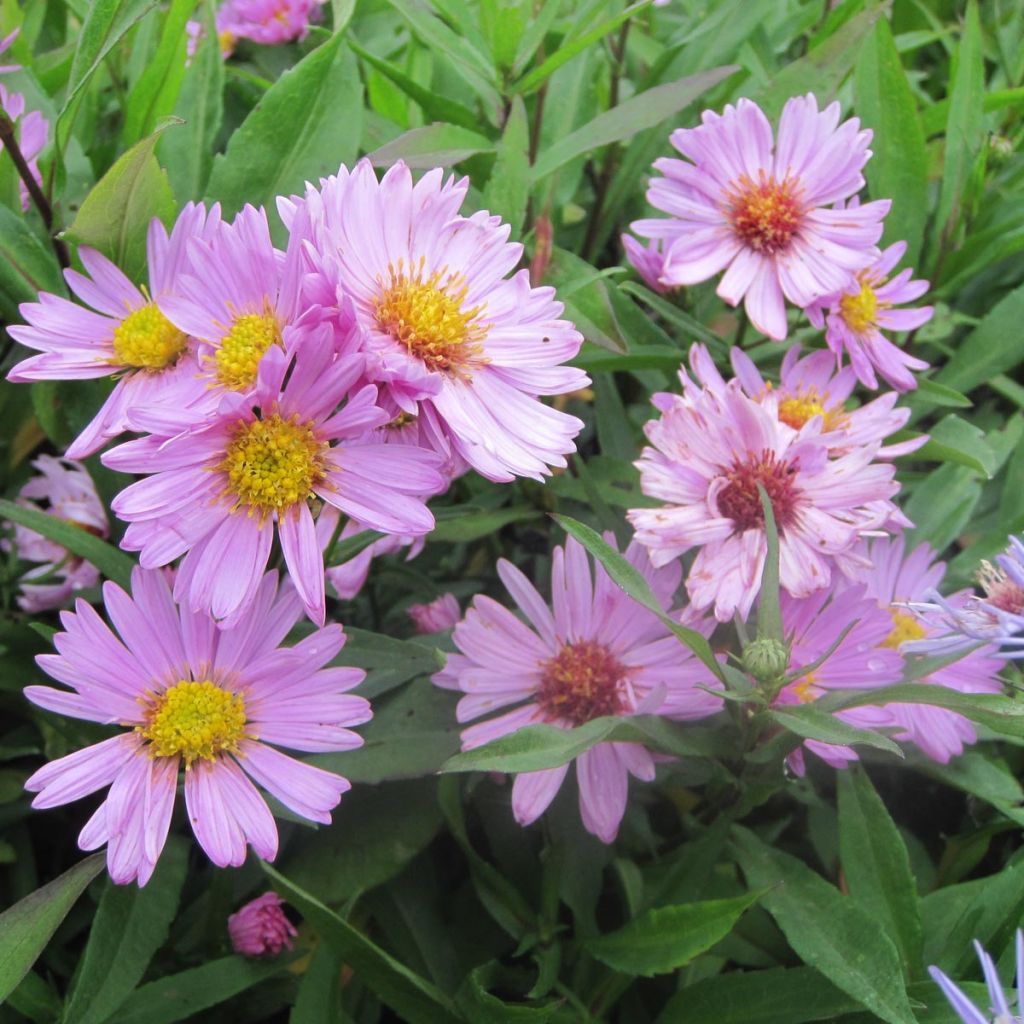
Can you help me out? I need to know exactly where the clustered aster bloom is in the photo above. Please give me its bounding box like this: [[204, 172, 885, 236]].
[[3, 456, 108, 612], [929, 930, 1024, 1024], [24, 568, 369, 884], [434, 535, 722, 842], [631, 94, 889, 340], [228, 892, 298, 957]]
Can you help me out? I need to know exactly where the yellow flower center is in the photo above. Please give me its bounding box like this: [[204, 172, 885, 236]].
[[218, 29, 235, 54], [839, 279, 879, 334], [777, 388, 847, 432], [140, 679, 247, 766], [726, 173, 804, 254], [374, 257, 488, 376], [882, 610, 928, 649], [215, 312, 281, 391], [111, 304, 188, 370], [791, 671, 818, 703], [219, 413, 326, 518]]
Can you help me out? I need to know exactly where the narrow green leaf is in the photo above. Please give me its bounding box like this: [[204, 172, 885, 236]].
[[905, 464, 981, 551], [121, 0, 197, 147], [431, 505, 539, 543], [64, 842, 189, 1024], [290, 942, 343, 1024], [366, 123, 496, 170], [456, 962, 561, 1022], [838, 768, 923, 981], [0, 205, 64, 322], [586, 890, 764, 976], [0, 498, 135, 590], [732, 826, 918, 1024], [205, 34, 362, 218], [934, 0, 985, 249], [921, 86, 1024, 137], [114, 956, 289, 1024], [512, 0, 652, 96], [552, 513, 726, 683], [530, 65, 738, 181], [915, 378, 972, 410], [854, 16, 929, 264], [64, 125, 178, 284], [483, 95, 529, 235], [755, 484, 783, 644], [0, 855, 105, 1003], [913, 414, 996, 477], [767, 705, 904, 759], [264, 863, 463, 1024]]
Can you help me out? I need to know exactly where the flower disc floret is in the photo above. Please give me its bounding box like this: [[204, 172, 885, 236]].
[[111, 304, 188, 370], [978, 561, 1024, 615], [881, 610, 927, 649], [726, 174, 804, 255], [215, 313, 281, 390], [220, 413, 325, 517], [374, 258, 488, 375], [717, 451, 801, 532], [537, 641, 628, 726], [141, 680, 246, 765]]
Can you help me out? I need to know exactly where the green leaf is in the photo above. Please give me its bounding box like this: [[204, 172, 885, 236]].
[[656, 965, 861, 1024], [837, 768, 923, 981], [854, 16, 929, 264], [732, 826, 918, 1024], [755, 483, 783, 645], [431, 505, 539, 543], [161, 0, 224, 202], [264, 863, 463, 1024], [455, 962, 562, 1022], [0, 205, 64, 322], [482, 95, 529, 235], [63, 842, 188, 1024], [915, 379, 972, 410], [936, 282, 1024, 395], [530, 65, 738, 182], [205, 33, 362, 218], [0, 854, 105, 1004], [64, 125, 178, 284], [934, 0, 985, 250], [766, 705, 904, 760], [113, 956, 290, 1024], [905, 464, 981, 552], [290, 942, 344, 1024], [913, 414, 996, 477], [0, 498, 135, 590], [366, 123, 496, 169], [121, 0, 197, 146], [586, 890, 764, 977], [511, 0, 652, 96], [57, 0, 159, 153], [552, 513, 726, 683]]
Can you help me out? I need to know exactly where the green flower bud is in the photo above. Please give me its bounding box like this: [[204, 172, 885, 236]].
[[742, 636, 790, 683]]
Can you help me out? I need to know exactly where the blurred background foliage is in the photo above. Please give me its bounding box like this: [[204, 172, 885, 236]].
[[0, 0, 1023, 1021]]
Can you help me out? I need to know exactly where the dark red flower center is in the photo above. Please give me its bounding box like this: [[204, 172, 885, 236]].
[[979, 562, 1024, 615], [536, 640, 628, 726], [717, 450, 801, 533], [726, 173, 804, 255]]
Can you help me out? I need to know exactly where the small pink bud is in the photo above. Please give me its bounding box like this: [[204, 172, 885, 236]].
[[228, 892, 297, 957], [408, 593, 460, 634]]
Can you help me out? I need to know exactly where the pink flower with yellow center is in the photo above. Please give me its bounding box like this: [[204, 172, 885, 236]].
[[632, 94, 889, 340], [629, 376, 907, 622], [103, 335, 445, 626], [806, 238, 932, 391], [7, 204, 221, 457], [23, 568, 369, 885], [284, 160, 588, 483], [433, 535, 722, 842], [2, 455, 109, 612]]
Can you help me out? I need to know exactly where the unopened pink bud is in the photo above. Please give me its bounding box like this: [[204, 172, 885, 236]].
[[228, 892, 297, 957]]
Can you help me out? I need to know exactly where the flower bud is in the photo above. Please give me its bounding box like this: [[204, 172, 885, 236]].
[[742, 636, 790, 683]]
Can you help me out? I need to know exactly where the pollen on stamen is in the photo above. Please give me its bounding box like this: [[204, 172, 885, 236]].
[[726, 173, 805, 255], [214, 312, 282, 391], [839, 277, 881, 335], [535, 640, 629, 726], [374, 256, 489, 376], [139, 679, 247, 766], [791, 671, 819, 703], [882, 610, 928, 649], [777, 388, 847, 432], [111, 304, 188, 371], [218, 413, 326, 520]]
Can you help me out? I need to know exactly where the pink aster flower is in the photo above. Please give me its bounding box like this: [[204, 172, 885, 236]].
[[2, 455, 108, 612], [218, 0, 324, 47], [806, 238, 932, 392], [632, 94, 889, 339], [433, 535, 722, 842], [0, 85, 48, 211], [621, 235, 672, 294], [228, 892, 298, 956], [774, 583, 903, 775], [629, 376, 907, 622], [850, 537, 1002, 764], [104, 334, 445, 626], [285, 159, 588, 482], [23, 567, 369, 885], [675, 343, 925, 459], [7, 204, 221, 457], [408, 594, 460, 633]]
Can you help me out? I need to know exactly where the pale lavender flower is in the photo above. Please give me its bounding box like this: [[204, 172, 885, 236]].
[[929, 930, 1024, 1024]]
